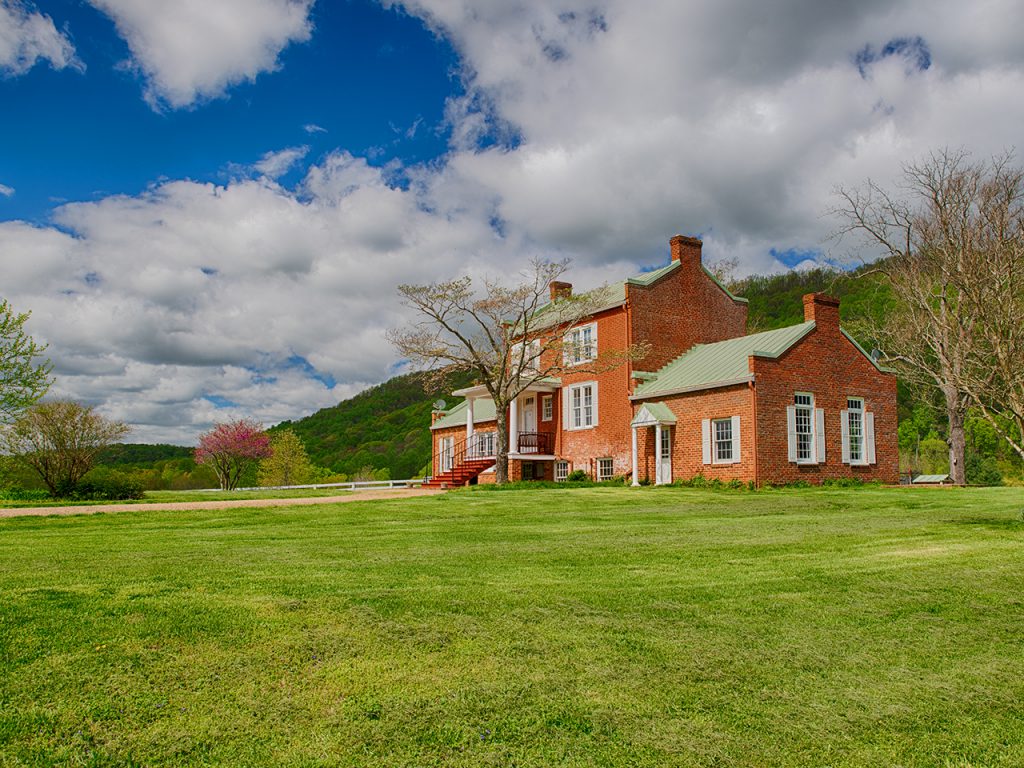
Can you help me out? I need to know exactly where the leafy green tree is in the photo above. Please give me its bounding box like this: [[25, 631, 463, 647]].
[[2, 401, 130, 496], [0, 299, 52, 423], [258, 429, 314, 487]]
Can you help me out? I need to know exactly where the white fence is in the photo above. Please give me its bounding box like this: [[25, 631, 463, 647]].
[[182, 478, 429, 493]]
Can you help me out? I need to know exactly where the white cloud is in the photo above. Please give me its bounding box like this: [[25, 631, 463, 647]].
[[89, 0, 314, 109], [0, 183, 14, 197], [0, 0, 81, 76], [303, 123, 327, 134], [0, 154, 505, 443], [5, 0, 1024, 443], [394, 0, 1024, 273], [253, 145, 309, 178]]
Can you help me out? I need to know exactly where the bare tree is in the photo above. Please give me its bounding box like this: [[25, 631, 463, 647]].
[[832, 149, 1018, 484], [953, 156, 1024, 460], [389, 259, 648, 484], [2, 400, 129, 496]]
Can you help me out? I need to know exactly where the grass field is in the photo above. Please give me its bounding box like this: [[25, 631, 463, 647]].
[[0, 487, 354, 509], [1, 486, 1023, 766]]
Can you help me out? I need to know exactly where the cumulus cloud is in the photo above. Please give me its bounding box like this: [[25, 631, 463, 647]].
[[88, 0, 314, 108], [0, 153, 507, 442], [0, 0, 81, 76], [5, 0, 1024, 443], [395, 0, 1024, 272], [253, 146, 309, 178]]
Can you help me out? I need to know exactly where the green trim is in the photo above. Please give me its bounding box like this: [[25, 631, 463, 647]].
[[632, 370, 658, 380], [626, 261, 680, 286], [701, 265, 748, 304], [840, 329, 897, 373]]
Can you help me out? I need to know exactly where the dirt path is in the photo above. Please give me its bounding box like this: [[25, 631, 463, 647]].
[[0, 488, 444, 519]]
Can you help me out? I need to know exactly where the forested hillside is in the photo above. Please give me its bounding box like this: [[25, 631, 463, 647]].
[[270, 370, 475, 479], [78, 264, 1017, 486]]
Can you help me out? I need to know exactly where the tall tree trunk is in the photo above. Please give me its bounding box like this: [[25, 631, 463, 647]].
[[942, 384, 967, 485], [494, 407, 509, 484]]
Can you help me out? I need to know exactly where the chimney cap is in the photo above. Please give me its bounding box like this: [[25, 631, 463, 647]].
[[549, 280, 572, 300]]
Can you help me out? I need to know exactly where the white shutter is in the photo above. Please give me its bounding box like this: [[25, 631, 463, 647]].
[[591, 382, 599, 427], [731, 415, 741, 464], [561, 387, 569, 430], [840, 410, 850, 464], [865, 411, 876, 465], [786, 406, 797, 462], [815, 408, 825, 464], [702, 418, 712, 465]]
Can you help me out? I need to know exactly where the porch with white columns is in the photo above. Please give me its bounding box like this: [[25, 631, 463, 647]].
[[630, 402, 677, 486], [508, 398, 519, 453], [466, 396, 475, 443]]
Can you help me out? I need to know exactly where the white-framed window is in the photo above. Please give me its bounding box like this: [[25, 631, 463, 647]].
[[472, 431, 495, 458], [564, 323, 596, 365], [542, 395, 553, 422], [554, 460, 569, 482], [787, 393, 824, 465], [841, 398, 875, 465], [660, 427, 671, 459], [714, 418, 733, 463], [564, 382, 597, 430], [702, 416, 741, 465], [847, 398, 864, 463], [597, 457, 614, 481], [794, 393, 813, 462]]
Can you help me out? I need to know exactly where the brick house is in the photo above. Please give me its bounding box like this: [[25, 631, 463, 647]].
[[427, 235, 898, 487]]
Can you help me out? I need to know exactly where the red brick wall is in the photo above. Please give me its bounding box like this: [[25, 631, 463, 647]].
[[555, 306, 634, 477], [751, 307, 898, 485], [627, 237, 748, 372], [635, 384, 757, 484]]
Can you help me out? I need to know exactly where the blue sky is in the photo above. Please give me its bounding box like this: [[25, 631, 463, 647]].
[[2, 0, 457, 222], [2, 0, 1022, 443]]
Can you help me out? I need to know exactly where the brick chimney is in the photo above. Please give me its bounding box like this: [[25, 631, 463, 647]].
[[803, 293, 841, 329], [670, 234, 703, 270], [549, 281, 572, 301]]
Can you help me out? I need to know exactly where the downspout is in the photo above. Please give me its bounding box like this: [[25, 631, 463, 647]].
[[749, 377, 759, 488]]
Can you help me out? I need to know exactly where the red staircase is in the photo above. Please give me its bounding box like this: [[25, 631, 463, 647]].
[[422, 434, 496, 489]]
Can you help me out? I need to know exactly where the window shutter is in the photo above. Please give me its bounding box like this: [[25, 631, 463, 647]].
[[840, 410, 850, 464], [815, 408, 825, 464], [786, 406, 797, 462], [591, 382, 599, 427], [731, 415, 741, 464], [865, 412, 876, 465], [561, 387, 569, 430], [702, 418, 712, 465]]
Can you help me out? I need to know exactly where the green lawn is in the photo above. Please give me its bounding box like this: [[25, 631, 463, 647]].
[[0, 487, 354, 509], [1, 487, 1022, 766]]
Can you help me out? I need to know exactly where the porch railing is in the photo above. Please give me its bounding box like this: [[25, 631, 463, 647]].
[[440, 432, 498, 474], [517, 431, 553, 454]]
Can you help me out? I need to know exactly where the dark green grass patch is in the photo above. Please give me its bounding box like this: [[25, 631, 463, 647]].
[[1, 487, 1023, 766]]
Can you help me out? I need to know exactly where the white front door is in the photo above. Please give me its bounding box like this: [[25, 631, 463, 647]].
[[522, 396, 537, 433], [657, 426, 672, 484], [439, 437, 453, 473]]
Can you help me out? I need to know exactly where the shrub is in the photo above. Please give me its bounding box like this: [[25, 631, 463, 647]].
[[60, 473, 145, 501], [566, 469, 590, 482], [966, 453, 1003, 486], [0, 487, 51, 502]]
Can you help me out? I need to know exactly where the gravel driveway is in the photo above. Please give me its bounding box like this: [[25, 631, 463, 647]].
[[0, 488, 444, 519]]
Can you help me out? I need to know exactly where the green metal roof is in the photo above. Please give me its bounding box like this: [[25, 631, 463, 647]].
[[529, 260, 747, 330], [430, 398, 498, 430], [632, 401, 677, 426], [632, 321, 816, 398]]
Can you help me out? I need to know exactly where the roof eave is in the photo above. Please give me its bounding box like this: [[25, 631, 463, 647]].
[[630, 374, 755, 401]]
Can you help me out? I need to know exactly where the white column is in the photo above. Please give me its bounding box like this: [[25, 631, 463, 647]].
[[654, 423, 663, 485], [631, 426, 640, 486], [509, 397, 519, 455], [466, 396, 475, 445]]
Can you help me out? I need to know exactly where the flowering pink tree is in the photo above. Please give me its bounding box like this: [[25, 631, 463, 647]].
[[195, 419, 271, 490]]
